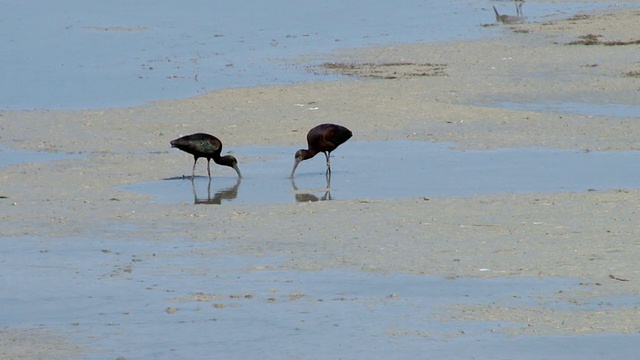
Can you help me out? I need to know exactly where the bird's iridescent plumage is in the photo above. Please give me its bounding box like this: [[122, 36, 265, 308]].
[[171, 133, 241, 178]]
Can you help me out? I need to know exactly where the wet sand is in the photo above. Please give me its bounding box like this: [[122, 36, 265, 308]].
[[2, 7, 640, 358]]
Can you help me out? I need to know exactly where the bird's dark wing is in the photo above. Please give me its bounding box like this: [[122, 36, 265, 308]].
[[172, 133, 222, 155], [195, 138, 221, 153], [324, 125, 352, 148]]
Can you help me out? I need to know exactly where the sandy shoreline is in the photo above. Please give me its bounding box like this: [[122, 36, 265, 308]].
[[2, 7, 640, 358]]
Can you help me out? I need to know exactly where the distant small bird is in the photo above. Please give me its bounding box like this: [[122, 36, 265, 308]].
[[170, 133, 241, 178], [493, 2, 524, 24], [290, 123, 352, 178]]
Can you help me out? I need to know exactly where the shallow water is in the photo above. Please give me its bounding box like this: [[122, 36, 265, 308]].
[[2, 1, 635, 110], [0, 146, 82, 168], [493, 101, 640, 118], [3, 235, 640, 359], [122, 141, 640, 204]]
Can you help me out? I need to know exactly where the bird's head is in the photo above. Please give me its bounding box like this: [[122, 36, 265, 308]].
[[290, 149, 307, 178], [222, 155, 242, 178], [230, 156, 242, 178], [294, 149, 306, 162]]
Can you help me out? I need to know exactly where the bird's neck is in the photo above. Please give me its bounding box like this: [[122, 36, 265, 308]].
[[301, 149, 320, 160], [214, 155, 235, 167]]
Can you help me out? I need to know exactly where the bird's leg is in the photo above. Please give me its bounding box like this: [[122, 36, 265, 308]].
[[324, 152, 331, 174], [516, 1, 523, 18], [207, 159, 212, 178], [192, 158, 198, 179]]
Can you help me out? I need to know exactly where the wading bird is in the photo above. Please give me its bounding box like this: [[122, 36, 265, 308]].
[[290, 123, 352, 178], [493, 1, 524, 24], [170, 133, 241, 178]]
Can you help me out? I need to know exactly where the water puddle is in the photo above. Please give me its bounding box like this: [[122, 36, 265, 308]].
[[4, 235, 639, 359], [0, 146, 82, 168], [492, 101, 640, 118], [122, 141, 640, 205]]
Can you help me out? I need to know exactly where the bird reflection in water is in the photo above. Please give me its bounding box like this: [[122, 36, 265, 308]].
[[291, 173, 332, 202], [192, 177, 241, 205]]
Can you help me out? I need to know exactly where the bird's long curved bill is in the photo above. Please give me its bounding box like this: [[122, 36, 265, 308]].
[[233, 164, 242, 178], [290, 158, 301, 178]]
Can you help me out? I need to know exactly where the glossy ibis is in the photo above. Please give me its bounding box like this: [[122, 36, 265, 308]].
[[170, 133, 241, 178], [290, 123, 352, 178]]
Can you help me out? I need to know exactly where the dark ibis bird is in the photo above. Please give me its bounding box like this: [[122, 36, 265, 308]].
[[170, 133, 241, 178], [290, 123, 352, 178]]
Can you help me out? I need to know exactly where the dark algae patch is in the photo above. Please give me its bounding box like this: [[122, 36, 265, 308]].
[[566, 33, 640, 45], [314, 62, 447, 79]]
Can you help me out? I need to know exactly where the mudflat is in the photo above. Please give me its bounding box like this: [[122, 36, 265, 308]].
[[1, 7, 639, 359]]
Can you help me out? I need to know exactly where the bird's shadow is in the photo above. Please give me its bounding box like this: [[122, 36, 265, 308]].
[[164, 175, 208, 181], [291, 173, 332, 202]]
